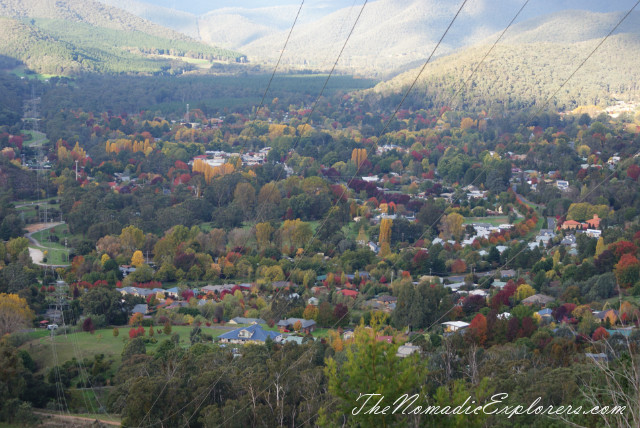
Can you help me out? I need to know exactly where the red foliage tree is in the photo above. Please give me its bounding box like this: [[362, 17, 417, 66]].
[[627, 164, 640, 181], [468, 313, 487, 345], [450, 259, 467, 274], [615, 253, 640, 288], [592, 326, 610, 341], [609, 241, 637, 260], [82, 317, 95, 334]]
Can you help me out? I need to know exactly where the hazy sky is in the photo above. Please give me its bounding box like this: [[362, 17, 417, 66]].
[[138, 0, 633, 22]]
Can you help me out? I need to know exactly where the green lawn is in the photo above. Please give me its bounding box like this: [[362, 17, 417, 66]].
[[22, 130, 49, 147], [32, 225, 71, 250], [463, 216, 511, 226], [19, 326, 228, 374], [312, 328, 330, 338], [36, 246, 69, 265]]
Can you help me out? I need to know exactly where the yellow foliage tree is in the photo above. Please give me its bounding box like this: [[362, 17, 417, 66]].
[[255, 222, 274, 251], [101, 253, 111, 266], [131, 250, 145, 267], [351, 148, 368, 168], [439, 213, 464, 241], [515, 284, 535, 301], [379, 242, 391, 257], [329, 329, 344, 352], [303, 304, 319, 320], [460, 117, 476, 130], [128, 312, 143, 326], [379, 218, 392, 245], [595, 237, 605, 257], [0, 293, 35, 335]]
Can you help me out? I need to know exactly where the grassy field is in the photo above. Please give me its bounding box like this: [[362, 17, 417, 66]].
[[20, 326, 228, 374], [15, 202, 60, 223], [22, 130, 49, 147], [151, 54, 212, 69], [32, 225, 72, 250], [463, 216, 511, 226], [36, 246, 69, 265]]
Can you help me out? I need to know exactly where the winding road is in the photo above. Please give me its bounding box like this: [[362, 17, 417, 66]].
[[25, 221, 70, 267]]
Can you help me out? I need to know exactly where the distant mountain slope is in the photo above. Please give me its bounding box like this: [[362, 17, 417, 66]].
[[0, 0, 191, 40], [373, 11, 640, 110], [91, 0, 634, 76], [239, 0, 631, 76], [98, 0, 200, 39], [0, 0, 243, 75]]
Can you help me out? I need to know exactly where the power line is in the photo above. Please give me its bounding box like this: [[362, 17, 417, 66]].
[[137, 4, 370, 427], [210, 2, 480, 427], [215, 3, 640, 424], [253, 0, 306, 120], [524, 0, 640, 124], [223, 0, 369, 270]]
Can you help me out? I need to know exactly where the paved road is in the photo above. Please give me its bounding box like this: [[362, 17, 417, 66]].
[[547, 217, 556, 230]]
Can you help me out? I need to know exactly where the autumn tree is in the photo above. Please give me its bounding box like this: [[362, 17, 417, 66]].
[[615, 254, 640, 288], [82, 317, 95, 334], [439, 212, 464, 241], [515, 283, 535, 301], [468, 313, 488, 345], [255, 222, 274, 251], [129, 312, 144, 327], [350, 148, 368, 168], [302, 304, 319, 320], [131, 250, 145, 267], [450, 259, 467, 274], [280, 219, 312, 252], [592, 326, 610, 341], [0, 293, 35, 335], [120, 225, 145, 255], [595, 237, 606, 257], [101, 253, 111, 266], [257, 182, 282, 219], [379, 218, 392, 245]]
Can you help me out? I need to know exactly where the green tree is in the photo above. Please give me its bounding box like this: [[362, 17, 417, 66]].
[[122, 337, 146, 361], [322, 314, 425, 427]]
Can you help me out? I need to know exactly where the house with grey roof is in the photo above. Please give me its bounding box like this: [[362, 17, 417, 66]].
[[218, 324, 282, 345], [277, 318, 316, 334], [228, 317, 266, 325]]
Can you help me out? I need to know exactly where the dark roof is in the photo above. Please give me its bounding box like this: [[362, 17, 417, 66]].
[[277, 318, 316, 329], [230, 317, 266, 325]]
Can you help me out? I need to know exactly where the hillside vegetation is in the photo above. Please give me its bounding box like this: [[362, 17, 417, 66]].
[[373, 12, 640, 111], [0, 0, 243, 75]]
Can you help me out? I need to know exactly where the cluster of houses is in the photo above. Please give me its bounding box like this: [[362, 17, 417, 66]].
[[559, 214, 603, 238], [218, 317, 317, 346], [190, 147, 271, 169]]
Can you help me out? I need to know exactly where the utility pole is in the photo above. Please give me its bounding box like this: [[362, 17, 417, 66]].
[[75, 160, 79, 181]]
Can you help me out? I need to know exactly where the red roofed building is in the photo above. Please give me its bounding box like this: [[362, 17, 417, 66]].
[[585, 214, 602, 229], [376, 336, 393, 343], [338, 289, 358, 298], [561, 220, 581, 230]]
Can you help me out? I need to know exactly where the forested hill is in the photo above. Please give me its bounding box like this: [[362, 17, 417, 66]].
[[0, 0, 190, 41], [0, 0, 244, 76], [372, 10, 640, 111]]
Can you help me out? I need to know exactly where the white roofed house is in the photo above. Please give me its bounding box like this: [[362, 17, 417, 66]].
[[442, 321, 470, 332]]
